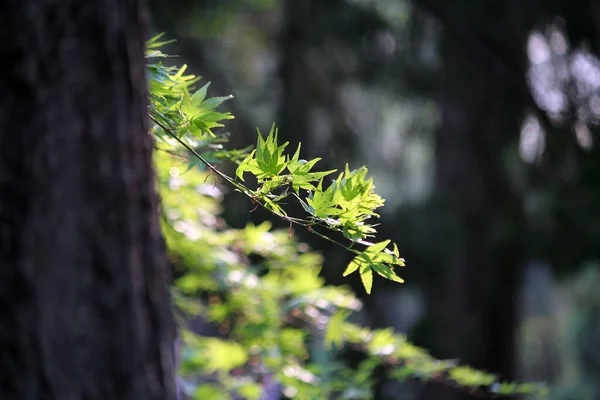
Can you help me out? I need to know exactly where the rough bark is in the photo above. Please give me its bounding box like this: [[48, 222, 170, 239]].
[[0, 1, 176, 399]]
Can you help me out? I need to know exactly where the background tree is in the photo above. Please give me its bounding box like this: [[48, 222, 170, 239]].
[[0, 1, 177, 399], [407, 2, 600, 399]]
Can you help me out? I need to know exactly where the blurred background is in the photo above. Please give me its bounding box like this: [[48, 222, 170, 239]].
[[149, 0, 600, 399]]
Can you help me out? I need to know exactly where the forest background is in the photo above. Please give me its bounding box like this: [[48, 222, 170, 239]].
[[147, 0, 600, 399]]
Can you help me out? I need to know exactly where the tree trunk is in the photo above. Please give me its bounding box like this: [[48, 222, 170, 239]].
[[415, 6, 529, 398], [0, 1, 176, 399]]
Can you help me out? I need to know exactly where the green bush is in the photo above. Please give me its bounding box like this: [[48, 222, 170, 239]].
[[147, 34, 547, 400]]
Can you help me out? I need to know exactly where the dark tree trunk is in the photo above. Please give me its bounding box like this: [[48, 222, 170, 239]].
[[0, 1, 176, 399], [411, 3, 532, 399], [426, 73, 525, 400]]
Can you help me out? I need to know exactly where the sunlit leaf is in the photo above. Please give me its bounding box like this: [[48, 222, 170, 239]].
[[360, 264, 373, 294]]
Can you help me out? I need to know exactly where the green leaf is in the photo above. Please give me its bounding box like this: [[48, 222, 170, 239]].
[[173, 64, 189, 80], [360, 264, 373, 294], [342, 257, 361, 277], [287, 151, 336, 193], [287, 143, 302, 167], [191, 82, 210, 105], [200, 111, 234, 124], [307, 179, 341, 218], [236, 150, 257, 181], [200, 95, 234, 111], [263, 196, 287, 216], [371, 262, 404, 283], [146, 32, 177, 49], [365, 240, 390, 255], [253, 125, 288, 178], [147, 32, 165, 45], [181, 87, 196, 116], [393, 242, 400, 258]]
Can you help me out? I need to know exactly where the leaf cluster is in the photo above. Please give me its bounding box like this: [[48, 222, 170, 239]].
[[147, 34, 250, 167], [147, 36, 548, 399], [236, 125, 404, 294]]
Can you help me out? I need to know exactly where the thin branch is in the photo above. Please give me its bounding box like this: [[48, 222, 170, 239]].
[[149, 112, 365, 256]]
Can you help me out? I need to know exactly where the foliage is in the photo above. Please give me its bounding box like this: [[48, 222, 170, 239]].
[[235, 124, 405, 294], [147, 34, 548, 399]]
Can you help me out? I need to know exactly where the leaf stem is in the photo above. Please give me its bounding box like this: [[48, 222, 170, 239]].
[[150, 111, 364, 257]]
